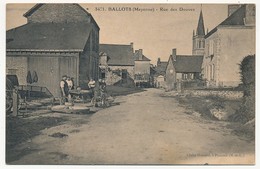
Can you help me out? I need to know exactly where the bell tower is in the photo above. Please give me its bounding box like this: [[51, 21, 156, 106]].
[[192, 6, 205, 55]]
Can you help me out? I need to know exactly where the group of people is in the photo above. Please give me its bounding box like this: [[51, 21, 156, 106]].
[[60, 75, 107, 107], [60, 75, 74, 104]]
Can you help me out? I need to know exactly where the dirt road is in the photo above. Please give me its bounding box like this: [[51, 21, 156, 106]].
[[8, 88, 254, 164]]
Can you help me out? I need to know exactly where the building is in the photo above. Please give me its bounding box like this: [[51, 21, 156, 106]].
[[202, 4, 255, 87], [154, 58, 168, 88], [99, 43, 135, 87], [133, 49, 151, 87], [6, 4, 100, 97], [192, 8, 206, 56], [165, 49, 203, 90]]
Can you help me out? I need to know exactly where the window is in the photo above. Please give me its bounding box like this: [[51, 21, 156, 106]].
[[210, 64, 215, 80], [209, 40, 214, 56], [101, 72, 105, 79]]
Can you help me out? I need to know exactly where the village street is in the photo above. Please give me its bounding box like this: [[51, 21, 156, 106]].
[[8, 88, 254, 165]]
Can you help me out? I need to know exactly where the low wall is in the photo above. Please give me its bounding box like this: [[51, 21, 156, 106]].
[[187, 90, 243, 99]]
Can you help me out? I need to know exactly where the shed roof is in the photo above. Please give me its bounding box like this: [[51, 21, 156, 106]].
[[6, 23, 92, 50], [99, 44, 135, 66], [173, 55, 203, 73]]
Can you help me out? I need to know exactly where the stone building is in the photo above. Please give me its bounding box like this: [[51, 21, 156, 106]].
[[6, 3, 100, 97], [202, 4, 255, 87], [99, 43, 135, 87], [154, 58, 168, 88], [165, 49, 203, 90], [133, 49, 151, 87]]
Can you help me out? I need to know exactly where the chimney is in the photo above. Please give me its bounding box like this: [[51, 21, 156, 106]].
[[138, 49, 143, 60], [244, 4, 255, 26], [157, 58, 161, 66], [130, 42, 134, 52], [172, 48, 177, 61]]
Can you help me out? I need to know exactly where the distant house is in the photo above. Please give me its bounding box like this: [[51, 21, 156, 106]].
[[154, 58, 167, 88], [133, 49, 151, 87], [202, 4, 255, 87], [165, 49, 203, 90], [99, 43, 135, 87], [6, 4, 100, 97]]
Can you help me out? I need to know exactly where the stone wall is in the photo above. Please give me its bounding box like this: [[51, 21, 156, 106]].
[[188, 90, 243, 99], [105, 65, 134, 86]]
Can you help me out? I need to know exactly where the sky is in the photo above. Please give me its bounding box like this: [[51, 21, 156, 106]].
[[6, 3, 228, 64]]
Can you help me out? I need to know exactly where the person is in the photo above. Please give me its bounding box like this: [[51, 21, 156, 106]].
[[88, 78, 96, 105], [60, 75, 69, 105], [66, 76, 74, 100], [100, 79, 107, 107], [66, 76, 74, 91]]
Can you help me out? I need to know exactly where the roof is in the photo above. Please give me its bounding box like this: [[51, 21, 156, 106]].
[[173, 55, 203, 73], [196, 10, 205, 36], [133, 54, 151, 61], [6, 23, 92, 50], [99, 44, 135, 66], [155, 61, 167, 75], [205, 5, 246, 38], [23, 3, 100, 30]]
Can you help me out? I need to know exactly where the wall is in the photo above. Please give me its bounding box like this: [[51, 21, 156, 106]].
[[79, 27, 100, 88], [192, 35, 205, 55], [105, 65, 134, 85], [203, 26, 255, 87], [165, 57, 176, 90], [203, 31, 220, 87], [218, 27, 255, 87], [134, 61, 150, 75], [155, 75, 166, 88], [28, 55, 78, 97], [27, 4, 91, 23], [6, 57, 28, 85]]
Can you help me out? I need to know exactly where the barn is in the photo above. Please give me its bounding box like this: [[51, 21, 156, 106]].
[[6, 4, 100, 97]]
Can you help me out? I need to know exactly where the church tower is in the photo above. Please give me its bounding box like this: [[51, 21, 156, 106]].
[[192, 7, 205, 55]]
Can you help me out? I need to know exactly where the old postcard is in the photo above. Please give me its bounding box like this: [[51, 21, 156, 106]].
[[5, 2, 255, 165]]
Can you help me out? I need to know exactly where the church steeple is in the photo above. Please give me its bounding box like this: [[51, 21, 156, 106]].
[[196, 9, 205, 36], [192, 5, 206, 56]]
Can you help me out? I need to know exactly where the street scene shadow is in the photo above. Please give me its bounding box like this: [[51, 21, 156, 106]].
[[6, 116, 68, 163]]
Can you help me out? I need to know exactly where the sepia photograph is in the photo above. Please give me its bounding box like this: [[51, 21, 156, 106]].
[[4, 1, 256, 165]]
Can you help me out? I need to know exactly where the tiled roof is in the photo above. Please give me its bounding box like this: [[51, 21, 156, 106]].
[[133, 53, 151, 61], [155, 61, 167, 75], [205, 5, 246, 38], [173, 55, 203, 73], [99, 44, 135, 66], [6, 23, 92, 50]]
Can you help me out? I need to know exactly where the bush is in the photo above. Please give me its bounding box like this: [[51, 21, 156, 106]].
[[238, 55, 255, 122]]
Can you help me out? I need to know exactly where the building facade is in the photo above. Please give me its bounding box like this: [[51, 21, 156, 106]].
[[154, 58, 167, 88], [165, 49, 203, 90], [202, 4, 255, 87], [133, 49, 151, 87], [6, 4, 100, 97], [99, 43, 135, 87]]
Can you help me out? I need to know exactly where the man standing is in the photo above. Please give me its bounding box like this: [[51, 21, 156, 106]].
[[60, 75, 69, 105]]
